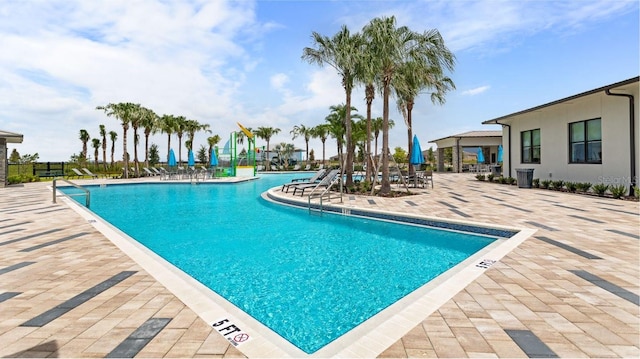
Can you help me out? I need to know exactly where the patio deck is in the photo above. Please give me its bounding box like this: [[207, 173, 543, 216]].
[[0, 173, 637, 357]]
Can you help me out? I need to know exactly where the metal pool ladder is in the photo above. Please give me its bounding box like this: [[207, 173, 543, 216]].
[[307, 175, 343, 214], [53, 178, 91, 208]]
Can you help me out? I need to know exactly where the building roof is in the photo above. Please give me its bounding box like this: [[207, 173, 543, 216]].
[[0, 130, 24, 143], [429, 130, 502, 143], [482, 76, 639, 125]]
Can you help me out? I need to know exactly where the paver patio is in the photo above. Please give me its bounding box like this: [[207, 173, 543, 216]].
[[0, 172, 637, 357]]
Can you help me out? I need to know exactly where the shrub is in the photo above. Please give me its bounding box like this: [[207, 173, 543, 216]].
[[551, 180, 564, 191], [487, 173, 495, 182], [565, 182, 577, 193], [610, 184, 626, 199], [532, 178, 540, 188], [576, 182, 592, 193], [498, 176, 507, 184], [475, 174, 486, 181], [540, 179, 551, 189], [507, 177, 516, 185], [592, 183, 609, 196], [635, 186, 640, 198]]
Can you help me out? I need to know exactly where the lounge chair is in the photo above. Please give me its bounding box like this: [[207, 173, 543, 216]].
[[281, 169, 326, 192], [304, 164, 311, 171], [293, 164, 301, 171], [292, 169, 340, 196], [71, 168, 85, 178], [151, 167, 162, 175], [82, 168, 99, 179], [143, 167, 157, 176]]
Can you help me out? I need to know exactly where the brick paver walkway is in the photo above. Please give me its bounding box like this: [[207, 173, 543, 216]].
[[0, 173, 637, 357]]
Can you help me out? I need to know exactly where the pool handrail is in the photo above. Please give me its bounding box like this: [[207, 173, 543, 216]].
[[53, 178, 90, 208]]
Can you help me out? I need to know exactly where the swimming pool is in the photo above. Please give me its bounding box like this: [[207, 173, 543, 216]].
[[60, 174, 500, 354]]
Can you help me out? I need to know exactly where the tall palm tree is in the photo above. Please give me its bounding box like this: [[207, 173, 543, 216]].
[[91, 138, 101, 167], [159, 114, 177, 164], [310, 124, 330, 166], [97, 102, 135, 178], [109, 131, 117, 168], [185, 119, 211, 155], [303, 25, 363, 186], [99, 125, 107, 171], [275, 142, 295, 168], [254, 126, 281, 171], [129, 103, 143, 177], [290, 124, 313, 165], [174, 116, 187, 165], [362, 16, 454, 194], [372, 117, 395, 167], [139, 106, 158, 169], [79, 129, 90, 161]]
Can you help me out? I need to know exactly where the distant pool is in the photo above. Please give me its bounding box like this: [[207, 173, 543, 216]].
[[60, 174, 496, 353]]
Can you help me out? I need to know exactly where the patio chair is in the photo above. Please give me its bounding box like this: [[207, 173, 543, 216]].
[[292, 169, 340, 196], [82, 168, 99, 179], [71, 168, 85, 178], [281, 169, 327, 193]]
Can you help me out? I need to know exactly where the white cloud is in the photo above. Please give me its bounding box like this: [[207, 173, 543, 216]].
[[462, 85, 490, 96], [270, 73, 289, 90]]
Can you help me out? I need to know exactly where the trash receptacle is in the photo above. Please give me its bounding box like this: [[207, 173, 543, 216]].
[[516, 168, 534, 188]]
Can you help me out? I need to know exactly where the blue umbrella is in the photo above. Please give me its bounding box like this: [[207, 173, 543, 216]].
[[168, 149, 177, 167], [477, 147, 485, 164], [188, 150, 195, 167], [210, 148, 218, 166], [497, 145, 503, 163], [410, 135, 425, 165]]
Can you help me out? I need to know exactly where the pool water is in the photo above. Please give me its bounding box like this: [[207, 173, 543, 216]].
[[61, 174, 495, 353]]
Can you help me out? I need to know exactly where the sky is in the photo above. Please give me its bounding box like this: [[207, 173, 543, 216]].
[[0, 0, 638, 162]]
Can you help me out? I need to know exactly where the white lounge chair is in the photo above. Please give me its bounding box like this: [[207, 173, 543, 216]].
[[82, 168, 99, 179], [143, 167, 156, 176], [71, 168, 85, 178]]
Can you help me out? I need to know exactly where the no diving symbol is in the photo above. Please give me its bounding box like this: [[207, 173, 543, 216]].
[[234, 333, 249, 343]]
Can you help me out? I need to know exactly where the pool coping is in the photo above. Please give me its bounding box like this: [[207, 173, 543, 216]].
[[53, 182, 536, 358]]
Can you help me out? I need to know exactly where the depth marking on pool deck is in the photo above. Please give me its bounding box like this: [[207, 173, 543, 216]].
[[21, 271, 137, 327], [505, 329, 558, 358], [212, 318, 252, 347], [106, 318, 172, 358]]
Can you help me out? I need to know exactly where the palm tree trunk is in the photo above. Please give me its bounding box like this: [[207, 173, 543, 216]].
[[122, 127, 129, 179], [406, 102, 414, 176], [366, 99, 373, 182], [380, 80, 391, 194], [345, 90, 354, 187], [144, 133, 150, 168]]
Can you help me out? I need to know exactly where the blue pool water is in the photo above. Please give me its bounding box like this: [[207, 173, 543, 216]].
[[61, 174, 495, 353]]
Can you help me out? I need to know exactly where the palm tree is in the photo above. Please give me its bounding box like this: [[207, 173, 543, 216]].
[[362, 16, 454, 194], [97, 102, 135, 178], [325, 104, 361, 170], [140, 106, 159, 169], [159, 114, 177, 164], [290, 124, 313, 165], [395, 49, 455, 175], [109, 131, 117, 168], [254, 126, 281, 170], [186, 119, 211, 156], [174, 116, 187, 165], [303, 25, 363, 186], [129, 103, 143, 177], [99, 125, 107, 171], [275, 142, 295, 168], [91, 138, 101, 167], [372, 117, 395, 166], [79, 129, 90, 161], [310, 124, 330, 166]]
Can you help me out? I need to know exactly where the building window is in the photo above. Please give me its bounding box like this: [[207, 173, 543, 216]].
[[569, 118, 601, 164], [521, 129, 540, 163]]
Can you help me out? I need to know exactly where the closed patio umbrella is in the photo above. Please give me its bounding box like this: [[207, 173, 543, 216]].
[[188, 150, 195, 167], [497, 145, 503, 163], [168, 149, 177, 167], [477, 147, 485, 164], [410, 135, 425, 187]]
